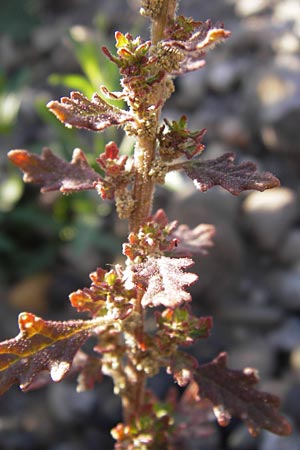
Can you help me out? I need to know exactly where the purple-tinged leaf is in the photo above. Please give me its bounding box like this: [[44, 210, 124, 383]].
[[184, 153, 280, 195], [163, 21, 231, 75], [8, 147, 101, 193], [75, 352, 103, 392], [194, 352, 292, 437], [0, 313, 105, 395], [156, 307, 213, 348], [69, 266, 135, 319], [47, 91, 134, 131], [172, 223, 215, 257], [133, 256, 198, 308]]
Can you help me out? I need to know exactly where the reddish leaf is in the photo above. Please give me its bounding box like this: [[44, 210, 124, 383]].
[[184, 153, 280, 195], [47, 91, 134, 131], [0, 312, 105, 395], [8, 147, 101, 193], [133, 256, 198, 308], [75, 351, 103, 392], [69, 266, 135, 319], [172, 223, 215, 257], [156, 307, 213, 348], [194, 352, 292, 437]]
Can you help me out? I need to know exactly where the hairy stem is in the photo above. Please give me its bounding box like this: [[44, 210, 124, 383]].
[[151, 0, 177, 44], [124, 0, 177, 424]]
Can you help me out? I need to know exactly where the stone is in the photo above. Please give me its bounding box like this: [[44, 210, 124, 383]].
[[283, 383, 300, 425], [47, 382, 97, 426], [244, 58, 300, 154], [228, 338, 275, 378], [241, 187, 299, 251], [266, 268, 300, 311], [269, 318, 300, 351], [276, 229, 300, 264], [167, 188, 245, 305], [234, 0, 270, 17], [217, 116, 251, 149], [260, 429, 300, 450], [176, 70, 206, 109], [218, 304, 283, 328], [227, 423, 258, 450], [206, 59, 238, 93]]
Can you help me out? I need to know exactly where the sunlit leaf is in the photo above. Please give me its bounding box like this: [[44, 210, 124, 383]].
[[0, 312, 106, 394], [8, 147, 101, 193], [184, 153, 280, 195], [163, 21, 231, 74], [47, 91, 134, 131], [133, 256, 198, 308]]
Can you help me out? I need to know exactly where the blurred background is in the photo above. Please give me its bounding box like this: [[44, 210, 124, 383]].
[[1, 0, 300, 449]]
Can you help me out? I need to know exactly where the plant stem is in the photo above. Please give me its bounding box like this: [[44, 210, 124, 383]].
[[151, 0, 177, 44], [124, 0, 178, 426], [129, 0, 177, 233]]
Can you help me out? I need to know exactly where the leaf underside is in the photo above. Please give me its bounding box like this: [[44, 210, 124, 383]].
[[8, 147, 101, 193], [184, 153, 280, 195], [47, 91, 134, 131], [0, 312, 99, 395], [195, 352, 292, 437]]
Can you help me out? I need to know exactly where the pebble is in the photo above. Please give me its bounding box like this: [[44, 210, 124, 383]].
[[269, 318, 300, 352], [206, 59, 239, 93], [283, 383, 300, 425], [276, 228, 300, 264], [227, 423, 258, 450], [228, 338, 275, 378], [266, 268, 300, 311], [245, 59, 300, 153], [218, 304, 283, 328], [47, 382, 97, 426], [260, 429, 300, 450], [167, 189, 244, 305], [176, 70, 206, 109], [241, 187, 299, 251]]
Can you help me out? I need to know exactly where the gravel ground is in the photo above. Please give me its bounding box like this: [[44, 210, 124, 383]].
[[1, 1, 300, 449]]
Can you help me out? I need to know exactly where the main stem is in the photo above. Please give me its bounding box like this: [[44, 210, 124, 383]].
[[129, 0, 176, 232], [124, 0, 177, 424]]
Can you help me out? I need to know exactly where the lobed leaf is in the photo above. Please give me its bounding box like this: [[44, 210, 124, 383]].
[[164, 20, 231, 75], [194, 352, 292, 437], [8, 147, 101, 193], [47, 91, 134, 131], [133, 256, 198, 308], [0, 312, 105, 395], [184, 153, 280, 195]]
